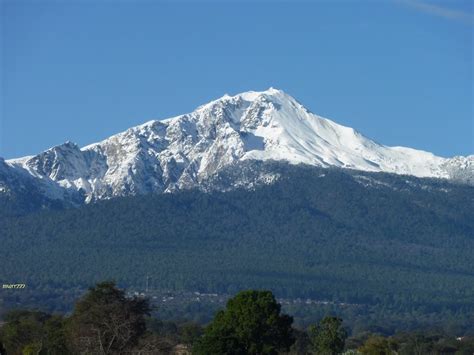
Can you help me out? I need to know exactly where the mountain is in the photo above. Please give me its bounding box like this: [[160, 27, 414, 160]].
[[2, 88, 473, 204], [2, 163, 474, 331], [2, 89, 473, 331]]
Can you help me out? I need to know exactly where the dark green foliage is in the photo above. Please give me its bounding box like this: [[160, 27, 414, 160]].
[[0, 310, 67, 354], [179, 322, 204, 346], [67, 281, 150, 354], [289, 328, 311, 355], [0, 310, 47, 354], [194, 290, 294, 354], [358, 335, 398, 354], [1, 164, 474, 330], [309, 316, 347, 354], [43, 315, 68, 354]]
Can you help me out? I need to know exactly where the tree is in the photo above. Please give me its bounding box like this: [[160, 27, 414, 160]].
[[43, 315, 69, 354], [0, 310, 67, 355], [0, 310, 48, 354], [67, 281, 150, 354], [309, 316, 347, 354], [194, 290, 294, 355], [358, 335, 398, 355], [179, 322, 204, 346]]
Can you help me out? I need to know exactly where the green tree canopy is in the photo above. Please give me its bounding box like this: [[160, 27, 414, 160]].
[[67, 281, 150, 354], [0, 310, 66, 355], [194, 290, 294, 355], [309, 316, 347, 354], [358, 335, 398, 355]]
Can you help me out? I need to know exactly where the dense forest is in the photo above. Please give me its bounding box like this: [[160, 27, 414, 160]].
[[1, 164, 473, 333]]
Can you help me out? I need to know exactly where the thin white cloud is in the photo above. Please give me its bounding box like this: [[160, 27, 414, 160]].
[[400, 0, 474, 25]]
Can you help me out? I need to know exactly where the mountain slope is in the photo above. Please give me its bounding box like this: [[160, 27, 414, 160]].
[[3, 88, 473, 203], [1, 164, 474, 330]]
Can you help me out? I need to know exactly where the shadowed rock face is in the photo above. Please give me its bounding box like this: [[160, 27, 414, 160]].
[[2, 88, 473, 204]]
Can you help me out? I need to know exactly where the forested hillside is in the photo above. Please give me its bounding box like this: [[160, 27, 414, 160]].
[[1, 164, 473, 331]]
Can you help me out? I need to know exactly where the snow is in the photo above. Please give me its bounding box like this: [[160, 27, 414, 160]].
[[4, 88, 473, 202]]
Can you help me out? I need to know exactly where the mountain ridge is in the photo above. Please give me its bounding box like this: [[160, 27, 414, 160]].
[[2, 88, 473, 203]]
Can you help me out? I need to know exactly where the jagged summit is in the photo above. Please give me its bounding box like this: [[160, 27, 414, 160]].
[[3, 89, 473, 202]]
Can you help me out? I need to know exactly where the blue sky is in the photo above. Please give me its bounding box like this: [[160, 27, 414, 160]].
[[1, 0, 473, 159]]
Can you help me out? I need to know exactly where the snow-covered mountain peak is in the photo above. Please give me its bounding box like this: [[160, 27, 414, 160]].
[[3, 89, 473, 202]]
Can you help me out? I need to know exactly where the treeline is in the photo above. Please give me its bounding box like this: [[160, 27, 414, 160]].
[[1, 282, 473, 355], [1, 165, 474, 331]]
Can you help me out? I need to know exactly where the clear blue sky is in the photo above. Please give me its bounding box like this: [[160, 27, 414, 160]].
[[1, 0, 473, 159]]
